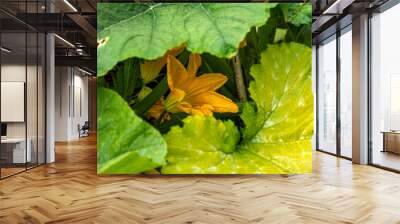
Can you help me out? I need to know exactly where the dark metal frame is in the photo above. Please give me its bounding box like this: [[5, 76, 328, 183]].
[[336, 21, 341, 158], [315, 44, 319, 151], [367, 10, 373, 166], [0, 0, 47, 180]]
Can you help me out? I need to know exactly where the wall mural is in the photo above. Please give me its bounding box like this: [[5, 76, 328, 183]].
[[97, 3, 313, 174]]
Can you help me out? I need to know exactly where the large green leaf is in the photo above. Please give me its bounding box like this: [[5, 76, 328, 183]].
[[162, 43, 313, 174], [109, 58, 141, 105], [97, 88, 167, 174], [162, 116, 240, 174], [97, 4, 150, 32], [242, 42, 313, 173], [281, 3, 312, 26], [97, 3, 271, 76]]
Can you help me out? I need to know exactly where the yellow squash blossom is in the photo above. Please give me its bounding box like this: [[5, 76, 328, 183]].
[[147, 99, 164, 119], [163, 54, 238, 116], [140, 46, 184, 83]]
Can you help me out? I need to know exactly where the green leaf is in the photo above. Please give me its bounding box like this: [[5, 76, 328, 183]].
[[132, 76, 168, 116], [282, 3, 312, 27], [286, 24, 312, 47], [97, 3, 271, 76], [98, 4, 150, 32], [273, 28, 287, 43], [110, 58, 141, 104], [162, 116, 240, 174], [201, 53, 237, 99], [161, 43, 313, 174], [137, 86, 153, 101], [155, 112, 187, 134], [242, 43, 313, 173], [97, 88, 167, 174], [240, 102, 266, 143]]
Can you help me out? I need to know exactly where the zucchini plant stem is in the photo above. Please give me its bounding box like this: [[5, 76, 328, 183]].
[[232, 54, 247, 102]]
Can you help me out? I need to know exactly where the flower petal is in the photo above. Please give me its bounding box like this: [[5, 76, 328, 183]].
[[140, 58, 168, 83], [168, 45, 185, 56], [178, 103, 213, 116], [186, 73, 228, 97], [196, 104, 214, 116], [165, 88, 186, 112], [140, 46, 184, 83], [147, 100, 165, 120], [187, 54, 202, 78], [167, 55, 190, 90], [187, 91, 238, 113], [177, 102, 193, 114]]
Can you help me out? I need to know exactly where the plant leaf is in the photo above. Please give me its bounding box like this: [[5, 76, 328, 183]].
[[97, 3, 271, 76], [97, 3, 151, 32], [242, 42, 313, 173], [110, 58, 141, 104], [132, 76, 168, 116], [240, 102, 266, 143], [97, 87, 167, 174], [274, 28, 287, 43], [161, 43, 313, 174], [162, 116, 240, 174], [282, 3, 312, 27]]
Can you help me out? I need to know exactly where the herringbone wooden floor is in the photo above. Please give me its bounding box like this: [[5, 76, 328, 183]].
[[1, 135, 400, 224]]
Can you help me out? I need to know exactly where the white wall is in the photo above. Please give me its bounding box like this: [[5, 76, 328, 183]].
[[1, 65, 26, 138], [55, 66, 89, 141], [55, 66, 69, 141], [72, 72, 89, 138]]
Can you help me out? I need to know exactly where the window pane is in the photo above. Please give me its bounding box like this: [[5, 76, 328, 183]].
[[340, 28, 352, 158], [318, 36, 337, 154], [1, 30, 27, 177], [371, 4, 400, 171], [27, 31, 38, 169]]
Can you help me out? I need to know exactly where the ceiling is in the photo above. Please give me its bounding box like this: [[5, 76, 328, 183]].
[[312, 0, 391, 44], [0, 0, 97, 74]]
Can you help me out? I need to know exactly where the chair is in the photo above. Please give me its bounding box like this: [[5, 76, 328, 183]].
[[79, 121, 90, 138]]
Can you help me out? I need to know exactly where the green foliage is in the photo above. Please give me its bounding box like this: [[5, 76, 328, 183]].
[[97, 88, 167, 174], [283, 4, 312, 47], [201, 53, 237, 100], [155, 112, 187, 134], [274, 28, 288, 43], [238, 4, 312, 91], [132, 76, 168, 116], [162, 116, 240, 174], [97, 3, 271, 76], [240, 102, 266, 143], [161, 43, 313, 174], [97, 3, 313, 174], [137, 86, 153, 101], [242, 43, 313, 173], [281, 3, 312, 27], [108, 58, 141, 105], [97, 4, 150, 32]]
